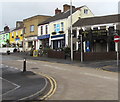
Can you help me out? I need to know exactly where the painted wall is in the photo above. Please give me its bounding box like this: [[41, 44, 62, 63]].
[[0, 33, 10, 47], [49, 6, 94, 47], [10, 28, 23, 45]]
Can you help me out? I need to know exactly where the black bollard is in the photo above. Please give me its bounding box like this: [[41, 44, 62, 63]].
[[23, 58, 26, 72]]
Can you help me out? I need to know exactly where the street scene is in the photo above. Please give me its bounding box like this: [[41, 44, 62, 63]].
[[0, 0, 120, 101]]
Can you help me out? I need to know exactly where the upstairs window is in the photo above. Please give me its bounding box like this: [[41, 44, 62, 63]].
[[84, 9, 88, 14], [23, 27, 26, 34], [54, 24, 56, 32], [41, 26, 43, 35], [45, 25, 48, 34], [54, 24, 60, 33], [61, 22, 64, 31], [30, 25, 34, 32]]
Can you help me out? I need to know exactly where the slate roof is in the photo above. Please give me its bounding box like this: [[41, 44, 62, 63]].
[[73, 14, 120, 27], [38, 8, 77, 26]]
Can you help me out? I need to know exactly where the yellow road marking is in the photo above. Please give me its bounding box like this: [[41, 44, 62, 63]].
[[33, 72, 57, 100]]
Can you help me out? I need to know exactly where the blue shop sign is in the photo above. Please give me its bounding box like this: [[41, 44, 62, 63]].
[[16, 37, 20, 41], [38, 34, 50, 40], [51, 34, 65, 39]]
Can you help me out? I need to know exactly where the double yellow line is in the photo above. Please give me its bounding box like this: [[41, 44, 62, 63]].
[[38, 72, 57, 100]]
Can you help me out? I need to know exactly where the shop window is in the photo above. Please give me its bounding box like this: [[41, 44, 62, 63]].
[[73, 30, 77, 38], [28, 41, 32, 47], [108, 26, 115, 35]]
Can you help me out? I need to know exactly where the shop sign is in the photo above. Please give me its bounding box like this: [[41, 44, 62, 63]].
[[25, 36, 37, 41], [51, 34, 65, 40], [37, 34, 50, 40], [15, 37, 20, 41]]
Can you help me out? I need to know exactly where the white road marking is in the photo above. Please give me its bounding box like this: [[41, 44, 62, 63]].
[[5, 65, 8, 67], [83, 72, 118, 81], [43, 64, 118, 81], [17, 60, 37, 64], [43, 64, 69, 71], [0, 77, 20, 96], [19, 76, 48, 100]]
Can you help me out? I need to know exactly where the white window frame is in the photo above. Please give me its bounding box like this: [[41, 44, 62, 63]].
[[30, 25, 34, 32]]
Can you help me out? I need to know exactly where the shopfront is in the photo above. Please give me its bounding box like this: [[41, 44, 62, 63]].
[[78, 27, 115, 52], [37, 34, 50, 49], [24, 36, 37, 51], [51, 34, 65, 49]]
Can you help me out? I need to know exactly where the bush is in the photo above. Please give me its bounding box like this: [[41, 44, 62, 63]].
[[63, 47, 71, 54], [63, 47, 71, 57]]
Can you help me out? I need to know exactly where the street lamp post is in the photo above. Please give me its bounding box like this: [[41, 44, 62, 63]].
[[70, 0, 73, 61], [80, 35, 83, 62]]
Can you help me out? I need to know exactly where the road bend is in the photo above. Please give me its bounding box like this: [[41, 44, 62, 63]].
[[2, 55, 118, 100]]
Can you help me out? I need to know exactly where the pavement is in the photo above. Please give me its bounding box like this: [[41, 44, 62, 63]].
[[1, 64, 52, 101], [4, 52, 120, 73]]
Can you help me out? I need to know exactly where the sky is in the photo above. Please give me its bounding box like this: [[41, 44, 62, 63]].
[[0, 0, 119, 31]]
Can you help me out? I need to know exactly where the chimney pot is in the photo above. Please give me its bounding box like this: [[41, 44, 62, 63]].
[[55, 8, 61, 15], [63, 4, 75, 12]]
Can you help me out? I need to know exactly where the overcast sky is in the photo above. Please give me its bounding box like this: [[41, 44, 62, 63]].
[[0, 0, 119, 31]]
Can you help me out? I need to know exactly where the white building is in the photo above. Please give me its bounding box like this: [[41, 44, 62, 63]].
[[37, 4, 94, 50]]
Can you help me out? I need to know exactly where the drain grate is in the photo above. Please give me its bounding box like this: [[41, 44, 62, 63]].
[[31, 68, 39, 69]]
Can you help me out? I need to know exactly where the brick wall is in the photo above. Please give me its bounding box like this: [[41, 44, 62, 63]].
[[48, 50, 119, 61], [84, 52, 117, 61], [48, 50, 65, 59]]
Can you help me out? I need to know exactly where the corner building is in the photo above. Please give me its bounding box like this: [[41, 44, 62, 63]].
[[38, 4, 94, 50]]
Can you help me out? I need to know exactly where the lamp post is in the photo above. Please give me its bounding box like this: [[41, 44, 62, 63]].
[[80, 35, 83, 62], [70, 0, 73, 61]]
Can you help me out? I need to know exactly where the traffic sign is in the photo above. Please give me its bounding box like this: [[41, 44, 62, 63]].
[[114, 35, 120, 43]]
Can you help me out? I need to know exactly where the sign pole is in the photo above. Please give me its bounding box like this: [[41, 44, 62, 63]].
[[114, 35, 120, 67], [116, 42, 119, 67], [80, 35, 83, 62], [70, 0, 73, 61]]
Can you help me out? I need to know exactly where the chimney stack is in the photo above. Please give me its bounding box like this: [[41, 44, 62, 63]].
[[55, 8, 61, 15], [63, 4, 75, 12], [4, 26, 10, 32], [16, 21, 24, 28]]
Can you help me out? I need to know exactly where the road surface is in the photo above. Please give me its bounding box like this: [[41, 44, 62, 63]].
[[1, 62, 50, 101], [2, 55, 118, 100]]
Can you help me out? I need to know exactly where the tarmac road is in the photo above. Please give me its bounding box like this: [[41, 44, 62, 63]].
[[1, 64, 50, 101], [2, 54, 118, 100]]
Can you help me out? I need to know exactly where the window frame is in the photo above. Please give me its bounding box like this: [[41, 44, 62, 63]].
[[30, 25, 35, 32]]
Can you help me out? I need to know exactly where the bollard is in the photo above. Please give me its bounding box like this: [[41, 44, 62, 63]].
[[23, 58, 26, 72]]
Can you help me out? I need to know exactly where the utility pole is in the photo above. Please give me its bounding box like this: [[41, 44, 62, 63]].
[[80, 35, 83, 62], [70, 0, 73, 61]]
